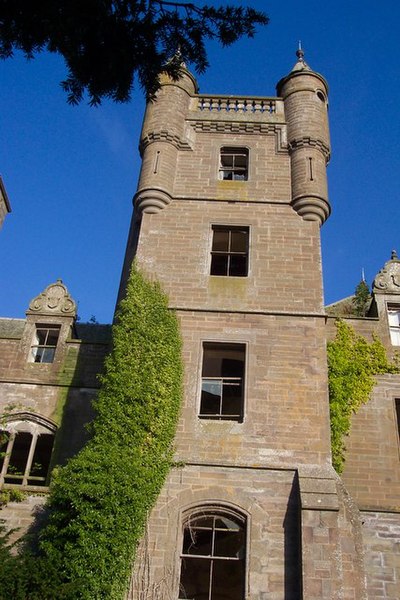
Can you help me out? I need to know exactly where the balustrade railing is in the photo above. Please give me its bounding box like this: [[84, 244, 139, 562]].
[[196, 96, 278, 114]]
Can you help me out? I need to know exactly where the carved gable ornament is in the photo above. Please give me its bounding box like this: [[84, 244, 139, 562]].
[[27, 280, 77, 316], [373, 251, 400, 294]]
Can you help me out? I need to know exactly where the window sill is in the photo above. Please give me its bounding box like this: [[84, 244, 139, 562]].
[[1, 483, 50, 494]]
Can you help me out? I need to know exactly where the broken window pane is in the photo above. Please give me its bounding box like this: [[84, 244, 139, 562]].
[[179, 512, 246, 600], [200, 343, 245, 421], [179, 557, 210, 599], [30, 325, 60, 363], [219, 147, 249, 181], [28, 433, 55, 485], [5, 432, 31, 482]]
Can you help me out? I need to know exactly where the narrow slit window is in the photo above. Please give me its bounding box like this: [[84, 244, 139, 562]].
[[219, 147, 248, 181], [200, 342, 245, 422], [210, 226, 249, 277], [30, 325, 60, 363], [179, 511, 246, 600]]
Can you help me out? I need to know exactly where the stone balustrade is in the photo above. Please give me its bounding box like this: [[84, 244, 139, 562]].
[[195, 95, 282, 114]]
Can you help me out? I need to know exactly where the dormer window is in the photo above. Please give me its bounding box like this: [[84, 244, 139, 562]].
[[387, 305, 400, 346], [30, 325, 60, 363], [219, 147, 248, 181]]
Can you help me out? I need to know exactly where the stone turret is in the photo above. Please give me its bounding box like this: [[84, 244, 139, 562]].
[[277, 47, 331, 225], [135, 56, 198, 214]]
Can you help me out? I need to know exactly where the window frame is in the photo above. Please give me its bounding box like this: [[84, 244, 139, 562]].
[[29, 324, 61, 363], [178, 506, 247, 600], [199, 341, 247, 423], [0, 414, 56, 488], [210, 225, 250, 278], [387, 304, 400, 346], [218, 146, 249, 181], [395, 399, 400, 458]]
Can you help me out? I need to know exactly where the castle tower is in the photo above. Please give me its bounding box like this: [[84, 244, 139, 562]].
[[122, 51, 366, 599]]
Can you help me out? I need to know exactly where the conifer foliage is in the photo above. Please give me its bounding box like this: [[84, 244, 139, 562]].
[[0, 1, 268, 105], [0, 265, 183, 599], [352, 279, 370, 316]]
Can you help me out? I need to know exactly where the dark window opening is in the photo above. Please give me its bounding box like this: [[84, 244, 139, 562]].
[[31, 325, 60, 363], [0, 429, 55, 486], [395, 399, 400, 441], [219, 147, 248, 181], [200, 343, 245, 422], [179, 512, 246, 600], [210, 226, 249, 277]]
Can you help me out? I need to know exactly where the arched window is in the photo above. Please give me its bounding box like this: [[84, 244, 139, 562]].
[[179, 508, 246, 600], [0, 413, 56, 487]]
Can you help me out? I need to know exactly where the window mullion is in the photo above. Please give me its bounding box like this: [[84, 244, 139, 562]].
[[209, 518, 216, 600], [218, 379, 223, 416], [226, 229, 231, 276], [1, 432, 15, 483], [23, 432, 38, 485], [209, 558, 214, 600]]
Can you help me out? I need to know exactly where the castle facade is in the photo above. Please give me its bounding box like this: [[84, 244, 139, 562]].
[[1, 51, 399, 599]]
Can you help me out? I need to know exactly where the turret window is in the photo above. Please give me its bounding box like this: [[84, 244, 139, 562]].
[[219, 147, 248, 181], [387, 305, 400, 346], [199, 342, 245, 422], [210, 225, 249, 277]]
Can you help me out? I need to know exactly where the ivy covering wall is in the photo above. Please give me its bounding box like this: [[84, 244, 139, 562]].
[[327, 320, 399, 473], [0, 265, 183, 599]]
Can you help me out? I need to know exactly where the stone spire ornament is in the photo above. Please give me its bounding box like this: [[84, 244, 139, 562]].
[[291, 41, 311, 72]]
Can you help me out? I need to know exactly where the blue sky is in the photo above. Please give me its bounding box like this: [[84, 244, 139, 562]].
[[1, 0, 399, 323]]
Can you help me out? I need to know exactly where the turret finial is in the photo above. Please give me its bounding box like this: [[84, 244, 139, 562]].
[[391, 249, 398, 260], [296, 41, 305, 62], [175, 44, 182, 62], [288, 41, 310, 73], [165, 45, 186, 69]]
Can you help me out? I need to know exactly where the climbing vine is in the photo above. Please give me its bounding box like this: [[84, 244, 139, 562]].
[[0, 264, 183, 599], [327, 320, 399, 473]]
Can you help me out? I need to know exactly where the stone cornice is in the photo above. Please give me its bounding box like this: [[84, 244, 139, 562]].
[[139, 131, 192, 154], [188, 120, 288, 153], [289, 136, 331, 162]]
